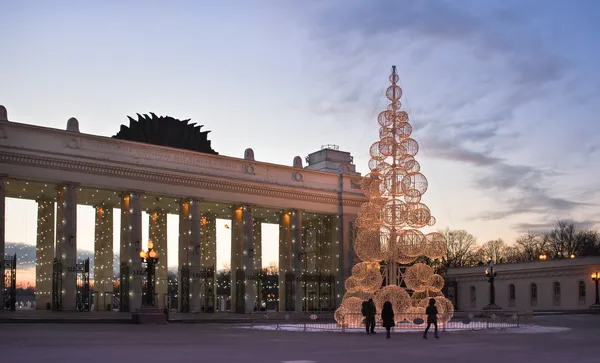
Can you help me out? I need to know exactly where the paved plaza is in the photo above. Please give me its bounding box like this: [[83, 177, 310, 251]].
[[0, 315, 598, 362]]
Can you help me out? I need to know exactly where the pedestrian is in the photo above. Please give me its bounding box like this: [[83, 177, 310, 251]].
[[361, 300, 370, 334], [381, 301, 394, 339], [366, 298, 376, 334], [423, 298, 439, 339]]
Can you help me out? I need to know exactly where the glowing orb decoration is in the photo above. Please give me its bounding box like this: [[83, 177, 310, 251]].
[[342, 289, 374, 302], [335, 66, 454, 327], [404, 306, 427, 324], [336, 297, 365, 327], [425, 232, 447, 259], [374, 285, 411, 316], [411, 289, 443, 304], [404, 263, 434, 292], [427, 274, 445, 293]]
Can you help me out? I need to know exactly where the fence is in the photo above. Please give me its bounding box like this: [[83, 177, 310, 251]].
[[245, 310, 525, 332]]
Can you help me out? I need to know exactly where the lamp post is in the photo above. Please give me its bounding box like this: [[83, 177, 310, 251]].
[[139, 241, 159, 307], [591, 272, 600, 309], [483, 259, 502, 312]]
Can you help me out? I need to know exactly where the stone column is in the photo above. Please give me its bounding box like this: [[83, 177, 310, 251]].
[[35, 197, 55, 310], [56, 184, 77, 311], [119, 192, 143, 312], [201, 213, 217, 312], [242, 205, 255, 313], [279, 211, 292, 311], [94, 204, 113, 311], [149, 209, 168, 309], [290, 210, 303, 312], [188, 200, 202, 313], [253, 219, 262, 309], [253, 219, 263, 274], [178, 199, 202, 313], [119, 193, 131, 312], [231, 205, 254, 313], [0, 176, 5, 308], [334, 213, 355, 308], [129, 192, 143, 311], [178, 199, 190, 312], [230, 206, 242, 312]]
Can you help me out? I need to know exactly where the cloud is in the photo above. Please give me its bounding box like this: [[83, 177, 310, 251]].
[[512, 219, 600, 234], [291, 0, 597, 222]]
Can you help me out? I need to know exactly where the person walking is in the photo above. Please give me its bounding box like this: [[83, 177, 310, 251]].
[[361, 300, 370, 334], [423, 298, 439, 339], [366, 298, 376, 334], [381, 301, 395, 339]]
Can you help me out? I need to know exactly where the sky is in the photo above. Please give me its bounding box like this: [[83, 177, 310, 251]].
[[2, 0, 600, 281]]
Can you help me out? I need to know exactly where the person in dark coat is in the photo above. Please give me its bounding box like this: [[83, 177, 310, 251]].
[[381, 301, 395, 339], [361, 300, 369, 334], [366, 298, 376, 334], [423, 298, 439, 339]]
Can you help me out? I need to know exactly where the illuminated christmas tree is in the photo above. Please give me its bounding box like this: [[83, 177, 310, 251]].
[[335, 66, 454, 327]]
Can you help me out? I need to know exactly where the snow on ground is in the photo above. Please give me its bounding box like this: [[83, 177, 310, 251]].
[[243, 322, 571, 334]]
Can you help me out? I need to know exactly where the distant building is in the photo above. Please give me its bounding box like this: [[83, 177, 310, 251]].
[[445, 256, 600, 312]]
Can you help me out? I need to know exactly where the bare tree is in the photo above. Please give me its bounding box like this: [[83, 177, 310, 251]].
[[440, 228, 478, 269], [576, 230, 600, 256], [545, 220, 580, 258], [515, 231, 546, 262], [479, 239, 506, 263], [503, 245, 524, 263]]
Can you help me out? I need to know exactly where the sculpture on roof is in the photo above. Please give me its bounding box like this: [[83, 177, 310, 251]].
[[113, 112, 217, 155]]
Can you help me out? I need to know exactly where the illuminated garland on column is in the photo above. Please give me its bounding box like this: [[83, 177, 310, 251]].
[[335, 66, 453, 326], [149, 208, 168, 308], [299, 213, 336, 311], [94, 203, 113, 311], [35, 197, 54, 308]]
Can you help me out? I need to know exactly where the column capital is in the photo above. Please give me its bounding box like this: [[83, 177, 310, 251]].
[[231, 204, 254, 210], [94, 202, 115, 209], [119, 190, 143, 198], [56, 183, 80, 192], [147, 207, 167, 214], [35, 195, 55, 203], [179, 197, 203, 206]]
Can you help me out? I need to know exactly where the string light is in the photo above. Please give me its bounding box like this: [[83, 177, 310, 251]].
[[35, 196, 54, 309], [4, 181, 342, 314], [149, 208, 168, 309], [336, 66, 453, 326]]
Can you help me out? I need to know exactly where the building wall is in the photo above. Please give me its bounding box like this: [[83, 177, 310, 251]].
[[448, 257, 600, 312], [0, 120, 366, 214], [456, 275, 596, 311]]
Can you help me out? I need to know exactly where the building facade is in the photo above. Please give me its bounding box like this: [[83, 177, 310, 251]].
[[446, 256, 600, 312], [0, 106, 367, 313]]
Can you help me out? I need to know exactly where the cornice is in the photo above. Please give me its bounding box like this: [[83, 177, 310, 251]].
[[455, 269, 591, 283], [0, 120, 360, 180], [0, 151, 367, 207]]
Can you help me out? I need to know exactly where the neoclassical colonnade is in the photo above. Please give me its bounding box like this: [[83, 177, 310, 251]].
[[0, 177, 344, 313], [0, 114, 364, 314]]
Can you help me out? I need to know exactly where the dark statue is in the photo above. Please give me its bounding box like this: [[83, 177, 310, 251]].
[[112, 113, 218, 155]]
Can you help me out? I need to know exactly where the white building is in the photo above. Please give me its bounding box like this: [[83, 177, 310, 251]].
[[446, 256, 600, 312]]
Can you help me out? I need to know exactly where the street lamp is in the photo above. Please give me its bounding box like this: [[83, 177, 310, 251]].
[[485, 260, 497, 305], [140, 240, 159, 307], [591, 272, 600, 308], [483, 259, 502, 312]]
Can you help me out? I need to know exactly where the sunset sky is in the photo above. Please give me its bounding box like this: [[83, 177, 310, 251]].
[[2, 1, 600, 285]]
